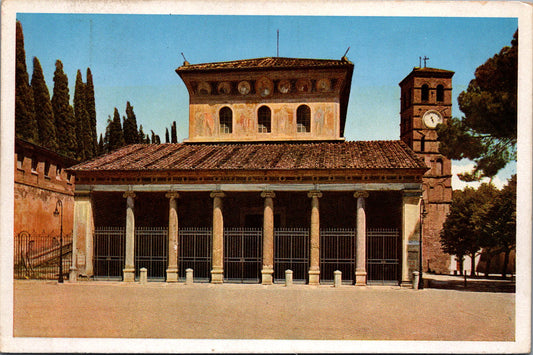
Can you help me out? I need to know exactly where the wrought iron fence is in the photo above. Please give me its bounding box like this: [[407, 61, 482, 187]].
[[14, 231, 72, 280], [179, 227, 212, 282], [320, 228, 355, 284], [367, 228, 400, 285], [274, 228, 309, 283], [135, 227, 168, 280], [224, 228, 262, 283], [94, 227, 125, 280]]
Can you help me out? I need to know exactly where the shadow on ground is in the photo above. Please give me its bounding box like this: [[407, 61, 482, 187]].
[[424, 276, 515, 293]]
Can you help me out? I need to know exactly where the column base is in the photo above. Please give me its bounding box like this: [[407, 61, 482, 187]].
[[123, 268, 135, 282], [401, 280, 413, 287], [211, 268, 224, 284], [69, 267, 78, 283], [166, 268, 179, 282], [355, 270, 367, 286], [261, 268, 274, 285], [308, 269, 320, 285]]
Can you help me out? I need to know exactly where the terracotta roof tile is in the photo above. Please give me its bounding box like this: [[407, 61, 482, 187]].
[[70, 141, 427, 173], [177, 57, 353, 72]]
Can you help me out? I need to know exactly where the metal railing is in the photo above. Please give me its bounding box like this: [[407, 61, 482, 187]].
[[274, 228, 309, 283], [94, 227, 125, 280], [14, 231, 72, 280], [224, 228, 262, 283], [367, 228, 400, 285], [320, 228, 356, 284], [179, 227, 212, 282], [135, 227, 168, 281]]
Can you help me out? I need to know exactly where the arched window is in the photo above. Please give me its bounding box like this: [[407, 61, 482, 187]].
[[258, 106, 271, 133], [219, 107, 232, 134], [436, 158, 443, 175], [421, 84, 429, 101], [436, 85, 444, 102], [297, 105, 311, 133]]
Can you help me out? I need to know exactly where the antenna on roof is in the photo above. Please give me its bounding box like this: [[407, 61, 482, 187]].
[[342, 47, 350, 61], [419, 56, 422, 68], [181, 52, 189, 66], [277, 29, 279, 57]]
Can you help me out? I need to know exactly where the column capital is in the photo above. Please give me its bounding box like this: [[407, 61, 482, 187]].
[[261, 191, 276, 199], [165, 191, 180, 199], [210, 191, 225, 199], [123, 191, 136, 199], [353, 191, 369, 199], [307, 190, 323, 199]]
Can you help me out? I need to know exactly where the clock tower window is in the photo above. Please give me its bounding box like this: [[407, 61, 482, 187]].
[[219, 107, 233, 134], [420, 135, 425, 152], [297, 105, 311, 133], [258, 106, 271, 133], [436, 85, 444, 102], [421, 84, 429, 101]]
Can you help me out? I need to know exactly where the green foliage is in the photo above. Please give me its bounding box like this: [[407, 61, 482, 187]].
[[15, 21, 38, 143], [171, 121, 178, 143], [85, 68, 98, 156], [106, 108, 125, 152], [31, 57, 58, 151], [123, 101, 140, 144], [74, 70, 93, 161], [438, 30, 517, 180], [52, 60, 77, 159], [165, 128, 170, 143], [97, 133, 104, 155]]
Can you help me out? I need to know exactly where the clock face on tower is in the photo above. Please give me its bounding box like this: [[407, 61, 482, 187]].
[[422, 110, 443, 128]]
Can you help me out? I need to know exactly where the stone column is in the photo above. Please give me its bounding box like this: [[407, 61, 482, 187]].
[[261, 191, 275, 285], [210, 191, 225, 284], [307, 191, 322, 285], [70, 191, 94, 282], [166, 192, 180, 282], [401, 190, 422, 287], [123, 191, 136, 282], [354, 191, 369, 286]]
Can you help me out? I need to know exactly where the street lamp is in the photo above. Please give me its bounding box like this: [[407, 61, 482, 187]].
[[53, 199, 63, 283], [419, 198, 428, 289]]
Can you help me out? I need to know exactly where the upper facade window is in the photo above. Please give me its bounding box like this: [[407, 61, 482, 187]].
[[297, 105, 311, 133], [258, 106, 271, 133], [421, 84, 429, 101], [219, 107, 233, 134]]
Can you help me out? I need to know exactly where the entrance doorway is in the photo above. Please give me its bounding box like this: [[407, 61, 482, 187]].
[[366, 228, 401, 285], [223, 228, 262, 283]]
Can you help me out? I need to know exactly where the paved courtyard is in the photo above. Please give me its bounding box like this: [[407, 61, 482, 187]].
[[13, 278, 515, 341]]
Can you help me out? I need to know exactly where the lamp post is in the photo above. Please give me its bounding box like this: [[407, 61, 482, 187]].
[[419, 198, 428, 289], [53, 199, 63, 283]]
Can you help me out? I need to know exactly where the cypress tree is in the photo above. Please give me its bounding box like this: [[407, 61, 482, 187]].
[[165, 128, 170, 143], [85, 68, 98, 156], [108, 107, 125, 151], [123, 101, 139, 144], [52, 60, 77, 158], [138, 125, 146, 143], [74, 70, 92, 160], [171, 121, 178, 143], [15, 21, 38, 143], [98, 133, 104, 155], [31, 57, 58, 150]]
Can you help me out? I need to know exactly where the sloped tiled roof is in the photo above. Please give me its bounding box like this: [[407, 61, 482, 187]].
[[176, 57, 353, 72], [70, 141, 426, 172]]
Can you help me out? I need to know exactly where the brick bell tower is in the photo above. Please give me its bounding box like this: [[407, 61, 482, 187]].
[[399, 66, 454, 274]]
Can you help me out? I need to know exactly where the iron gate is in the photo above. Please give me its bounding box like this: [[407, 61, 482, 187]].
[[320, 228, 355, 284], [274, 228, 309, 283], [134, 227, 168, 280], [367, 228, 400, 285], [14, 231, 73, 280], [94, 227, 125, 280], [179, 227, 212, 282], [224, 228, 262, 283]]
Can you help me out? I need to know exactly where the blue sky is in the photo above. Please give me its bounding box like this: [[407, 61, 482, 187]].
[[16, 14, 517, 188]]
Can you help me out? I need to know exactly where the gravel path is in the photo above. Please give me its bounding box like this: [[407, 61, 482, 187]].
[[13, 280, 514, 341]]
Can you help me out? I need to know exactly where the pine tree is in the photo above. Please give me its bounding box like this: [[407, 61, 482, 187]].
[[74, 70, 92, 160], [15, 21, 38, 143], [108, 108, 125, 151], [165, 128, 170, 143], [52, 60, 77, 158], [85, 68, 98, 156], [171, 121, 178, 143], [123, 101, 139, 144], [31, 57, 58, 150]]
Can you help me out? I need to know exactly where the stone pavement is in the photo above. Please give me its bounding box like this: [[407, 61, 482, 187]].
[[13, 279, 514, 341]]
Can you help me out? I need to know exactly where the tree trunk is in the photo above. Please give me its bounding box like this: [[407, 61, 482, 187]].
[[458, 256, 464, 276], [484, 254, 492, 278], [501, 249, 510, 279]]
